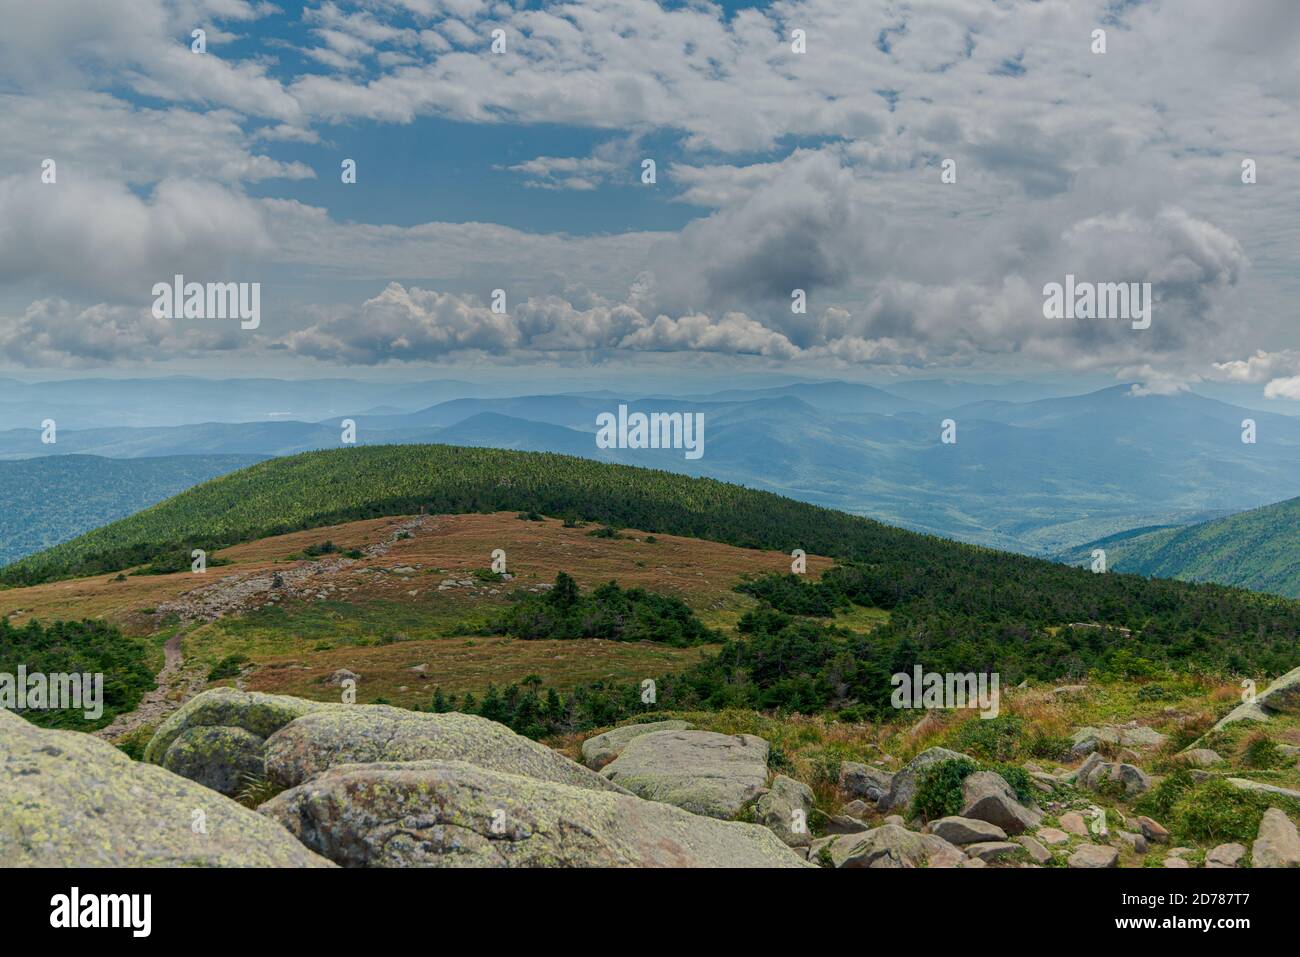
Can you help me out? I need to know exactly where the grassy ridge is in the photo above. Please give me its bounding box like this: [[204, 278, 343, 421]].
[[2, 444, 1298, 676]]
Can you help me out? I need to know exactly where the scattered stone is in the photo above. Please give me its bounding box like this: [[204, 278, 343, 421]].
[[600, 730, 769, 819], [884, 815, 907, 827], [1134, 816, 1168, 844], [260, 759, 808, 868], [1117, 831, 1148, 855], [840, 761, 894, 803], [1252, 807, 1300, 867], [1053, 685, 1087, 696], [960, 771, 1042, 834], [1176, 748, 1223, 768], [0, 709, 331, 867], [1164, 856, 1192, 868], [929, 816, 1008, 845], [1076, 754, 1151, 797], [964, 841, 1022, 863], [579, 720, 695, 770], [826, 824, 967, 868], [1059, 811, 1090, 836], [840, 799, 871, 818], [825, 814, 870, 835], [756, 775, 814, 848], [1068, 844, 1119, 868], [1015, 835, 1052, 864], [1206, 843, 1246, 868], [1037, 826, 1070, 845]]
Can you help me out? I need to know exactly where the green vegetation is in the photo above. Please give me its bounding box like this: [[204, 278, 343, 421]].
[[0, 617, 155, 730], [911, 757, 1036, 821], [206, 653, 249, 681], [1137, 770, 1300, 844], [1066, 495, 1300, 598], [491, 572, 718, 647]]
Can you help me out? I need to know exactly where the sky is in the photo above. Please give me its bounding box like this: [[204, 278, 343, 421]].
[[2, 0, 1300, 400]]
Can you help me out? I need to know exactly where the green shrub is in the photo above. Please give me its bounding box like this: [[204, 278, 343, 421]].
[[206, 653, 249, 681], [950, 715, 1024, 762], [1243, 734, 1285, 770], [912, 758, 980, 820]]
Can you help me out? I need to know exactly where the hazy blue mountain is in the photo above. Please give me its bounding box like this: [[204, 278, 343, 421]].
[[0, 454, 264, 565], [680, 380, 930, 415]]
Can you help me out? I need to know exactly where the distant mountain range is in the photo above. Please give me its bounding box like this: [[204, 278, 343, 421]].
[[2, 378, 1298, 576]]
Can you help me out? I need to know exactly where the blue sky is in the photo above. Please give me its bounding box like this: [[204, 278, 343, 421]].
[[1, 0, 1299, 403]]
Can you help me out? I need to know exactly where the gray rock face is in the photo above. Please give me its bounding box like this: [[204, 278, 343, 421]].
[[1252, 808, 1300, 868], [960, 771, 1042, 835], [580, 720, 695, 770], [265, 705, 622, 793], [878, 747, 971, 814], [0, 709, 331, 867], [144, 687, 340, 765], [1206, 843, 1246, 868], [929, 816, 1008, 845], [1068, 844, 1119, 868], [1015, 835, 1052, 864], [160, 725, 265, 797], [825, 824, 967, 868], [259, 759, 809, 868], [840, 761, 894, 803], [1212, 666, 1300, 731], [600, 730, 769, 819], [756, 774, 814, 847]]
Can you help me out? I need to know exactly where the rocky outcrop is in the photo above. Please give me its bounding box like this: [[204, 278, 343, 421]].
[[0, 709, 331, 867], [580, 720, 695, 770], [599, 730, 769, 818], [840, 761, 894, 803], [1175, 748, 1223, 768], [144, 687, 339, 765], [1226, 778, 1300, 801], [878, 747, 972, 814], [1252, 808, 1300, 867], [259, 759, 809, 868], [960, 771, 1042, 834], [1205, 843, 1246, 868], [264, 705, 622, 793], [756, 774, 814, 847]]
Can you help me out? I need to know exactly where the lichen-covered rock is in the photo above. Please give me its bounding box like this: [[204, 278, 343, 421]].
[[580, 720, 695, 770], [878, 747, 971, 814], [265, 706, 623, 793], [259, 759, 810, 868], [0, 709, 331, 867], [1175, 748, 1223, 768], [1206, 843, 1246, 868], [1073, 754, 1150, 797], [599, 730, 769, 818], [144, 687, 339, 764], [756, 774, 814, 847], [839, 761, 893, 803], [160, 726, 265, 796], [824, 824, 966, 868]]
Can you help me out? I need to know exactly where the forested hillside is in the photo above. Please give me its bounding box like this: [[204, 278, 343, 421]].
[[1063, 497, 1300, 599], [4, 445, 1297, 681]]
